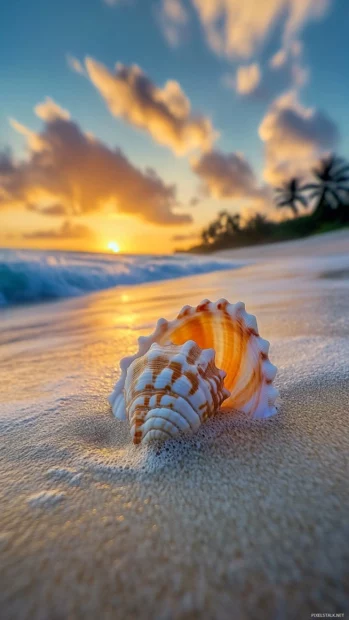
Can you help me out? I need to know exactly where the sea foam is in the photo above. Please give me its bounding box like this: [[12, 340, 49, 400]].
[[0, 249, 240, 306]]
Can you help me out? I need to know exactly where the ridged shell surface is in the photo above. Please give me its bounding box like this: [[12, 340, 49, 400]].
[[124, 340, 230, 444], [109, 299, 278, 421]]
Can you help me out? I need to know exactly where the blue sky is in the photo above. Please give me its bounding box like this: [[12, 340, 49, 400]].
[[1, 0, 348, 252]]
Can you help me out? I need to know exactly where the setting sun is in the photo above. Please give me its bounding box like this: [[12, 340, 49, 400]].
[[107, 241, 120, 253]]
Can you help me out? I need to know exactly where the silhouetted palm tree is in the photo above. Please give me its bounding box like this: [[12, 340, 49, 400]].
[[274, 178, 308, 217], [304, 155, 349, 219], [244, 213, 273, 237], [201, 211, 241, 245], [201, 229, 210, 245], [202, 220, 220, 245], [216, 210, 241, 235]]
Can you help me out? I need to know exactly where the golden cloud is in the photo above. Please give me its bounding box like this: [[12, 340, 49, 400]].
[[34, 98, 70, 122], [236, 64, 261, 96], [85, 58, 218, 155], [66, 54, 86, 75], [159, 0, 189, 47], [160, 0, 332, 59], [191, 149, 270, 205], [223, 42, 307, 101], [0, 100, 192, 227], [259, 91, 339, 183], [23, 220, 94, 240]]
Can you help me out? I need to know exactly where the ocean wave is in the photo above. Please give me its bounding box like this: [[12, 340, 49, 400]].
[[0, 249, 241, 306]]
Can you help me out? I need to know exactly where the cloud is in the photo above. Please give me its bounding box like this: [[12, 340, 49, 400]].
[[0, 99, 192, 227], [66, 54, 86, 76], [266, 40, 308, 90], [191, 88, 338, 206], [189, 196, 200, 206], [9, 118, 45, 152], [0, 151, 14, 176], [191, 149, 269, 203], [23, 220, 94, 240], [259, 91, 339, 183], [172, 232, 199, 241], [235, 63, 261, 96], [34, 97, 70, 122], [223, 40, 308, 100], [282, 0, 331, 45], [27, 203, 68, 216], [84, 58, 218, 155], [160, 0, 332, 59], [158, 0, 189, 47]]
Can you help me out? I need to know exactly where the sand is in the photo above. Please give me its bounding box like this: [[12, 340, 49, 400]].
[[1, 230, 349, 619]]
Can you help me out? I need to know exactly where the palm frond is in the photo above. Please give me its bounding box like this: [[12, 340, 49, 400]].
[[331, 158, 348, 171], [276, 199, 292, 207], [326, 190, 341, 208], [308, 190, 321, 201], [332, 175, 349, 184], [319, 188, 327, 203], [303, 183, 319, 191], [296, 195, 308, 207], [332, 165, 349, 179], [312, 169, 326, 181]]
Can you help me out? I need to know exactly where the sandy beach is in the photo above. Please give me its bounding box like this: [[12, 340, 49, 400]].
[[1, 230, 349, 619]]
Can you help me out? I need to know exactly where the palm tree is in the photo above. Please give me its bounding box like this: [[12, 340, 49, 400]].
[[244, 213, 273, 237], [304, 155, 349, 221], [201, 229, 210, 245], [216, 210, 241, 236], [201, 220, 220, 245], [201, 211, 241, 247], [274, 178, 308, 217]]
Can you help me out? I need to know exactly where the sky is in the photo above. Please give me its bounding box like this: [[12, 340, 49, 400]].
[[0, 0, 348, 254]]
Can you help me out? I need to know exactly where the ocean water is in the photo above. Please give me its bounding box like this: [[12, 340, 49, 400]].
[[0, 248, 241, 306]]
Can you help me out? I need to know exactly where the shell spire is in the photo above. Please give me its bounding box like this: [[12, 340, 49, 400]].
[[109, 298, 278, 423], [123, 340, 230, 444]]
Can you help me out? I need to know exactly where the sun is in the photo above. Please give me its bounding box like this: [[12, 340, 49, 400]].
[[107, 241, 120, 253]]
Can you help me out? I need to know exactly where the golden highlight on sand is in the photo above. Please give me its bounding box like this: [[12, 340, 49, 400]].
[[109, 299, 279, 443]]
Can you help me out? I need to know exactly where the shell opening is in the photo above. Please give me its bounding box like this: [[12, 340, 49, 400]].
[[109, 299, 278, 427]]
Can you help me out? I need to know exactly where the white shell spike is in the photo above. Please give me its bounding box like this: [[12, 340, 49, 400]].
[[109, 299, 278, 422], [123, 340, 230, 444]]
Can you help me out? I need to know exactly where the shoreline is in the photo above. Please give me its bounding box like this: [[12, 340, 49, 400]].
[[1, 230, 349, 619], [1, 229, 348, 315], [214, 227, 349, 260], [180, 222, 349, 257]]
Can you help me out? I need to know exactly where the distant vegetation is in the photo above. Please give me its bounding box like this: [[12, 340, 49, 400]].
[[181, 154, 349, 254]]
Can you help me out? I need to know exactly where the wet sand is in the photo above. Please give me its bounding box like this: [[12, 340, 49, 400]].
[[1, 230, 349, 619]]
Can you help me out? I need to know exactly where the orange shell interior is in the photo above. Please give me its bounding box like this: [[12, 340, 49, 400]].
[[157, 307, 265, 414]]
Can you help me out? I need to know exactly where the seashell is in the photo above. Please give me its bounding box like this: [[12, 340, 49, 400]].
[[109, 298, 278, 422], [124, 340, 230, 444]]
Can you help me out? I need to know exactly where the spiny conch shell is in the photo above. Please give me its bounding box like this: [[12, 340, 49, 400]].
[[123, 340, 230, 444], [109, 298, 278, 423]]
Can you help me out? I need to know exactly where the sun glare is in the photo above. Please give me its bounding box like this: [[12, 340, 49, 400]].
[[107, 241, 120, 253]]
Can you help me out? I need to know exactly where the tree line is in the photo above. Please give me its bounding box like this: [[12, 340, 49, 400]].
[[186, 154, 349, 253]]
